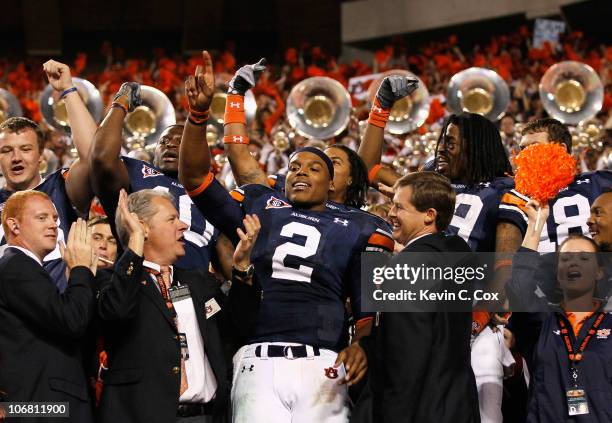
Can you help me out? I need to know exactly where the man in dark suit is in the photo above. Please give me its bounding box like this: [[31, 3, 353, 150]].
[[97, 189, 230, 423], [365, 172, 480, 423], [0, 191, 98, 422]]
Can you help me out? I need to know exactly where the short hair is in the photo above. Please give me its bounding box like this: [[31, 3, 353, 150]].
[[436, 113, 512, 184], [88, 216, 110, 227], [0, 117, 45, 153], [1, 190, 51, 236], [522, 118, 572, 153], [394, 171, 456, 231], [115, 189, 175, 247]]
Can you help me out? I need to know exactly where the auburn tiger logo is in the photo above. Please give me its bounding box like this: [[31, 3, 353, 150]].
[[265, 196, 291, 210], [142, 165, 163, 179]]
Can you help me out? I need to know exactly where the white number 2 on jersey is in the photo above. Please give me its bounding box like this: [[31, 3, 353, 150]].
[[271, 222, 321, 283], [450, 193, 484, 244]]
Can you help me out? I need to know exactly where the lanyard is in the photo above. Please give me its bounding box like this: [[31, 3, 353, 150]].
[[557, 312, 605, 385]]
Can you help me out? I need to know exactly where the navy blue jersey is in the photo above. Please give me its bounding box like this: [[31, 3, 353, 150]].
[[500, 171, 612, 252], [190, 176, 394, 351], [119, 157, 217, 271], [446, 177, 515, 252], [0, 169, 77, 291]]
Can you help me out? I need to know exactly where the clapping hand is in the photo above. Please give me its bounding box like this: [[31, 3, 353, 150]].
[[60, 218, 97, 275]]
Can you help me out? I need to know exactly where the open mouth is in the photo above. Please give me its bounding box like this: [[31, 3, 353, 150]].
[[292, 181, 311, 192], [11, 164, 25, 175], [162, 151, 179, 162], [566, 266, 582, 281]]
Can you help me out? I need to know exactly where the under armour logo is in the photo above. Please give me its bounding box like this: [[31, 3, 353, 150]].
[[241, 365, 254, 373], [576, 179, 590, 185], [334, 218, 349, 226], [372, 106, 383, 114], [553, 330, 560, 335], [233, 136, 244, 143], [230, 102, 241, 108], [324, 367, 338, 379]]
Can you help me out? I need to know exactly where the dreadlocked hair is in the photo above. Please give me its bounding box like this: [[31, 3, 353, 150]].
[[436, 113, 512, 185], [327, 145, 368, 209]]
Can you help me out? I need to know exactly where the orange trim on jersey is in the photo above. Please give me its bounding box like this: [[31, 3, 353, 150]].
[[223, 94, 246, 125], [501, 192, 528, 213], [368, 232, 395, 251], [61, 169, 70, 180], [230, 190, 245, 202], [186, 172, 214, 197], [368, 164, 382, 184], [494, 259, 513, 271], [267, 175, 277, 188]]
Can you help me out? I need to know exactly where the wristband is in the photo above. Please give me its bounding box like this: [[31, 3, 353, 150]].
[[368, 163, 383, 184], [223, 94, 246, 125], [189, 108, 209, 120], [188, 114, 208, 126], [223, 134, 249, 145], [111, 102, 128, 115], [60, 86, 78, 99], [367, 98, 390, 128]]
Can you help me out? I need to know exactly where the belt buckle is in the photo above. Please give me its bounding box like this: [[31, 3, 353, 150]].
[[283, 345, 298, 360]]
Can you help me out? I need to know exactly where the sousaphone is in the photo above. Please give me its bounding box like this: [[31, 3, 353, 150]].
[[367, 70, 430, 134], [123, 85, 176, 151], [539, 61, 603, 125], [286, 76, 351, 140], [40, 78, 103, 131], [447, 67, 509, 121], [0, 89, 22, 124]]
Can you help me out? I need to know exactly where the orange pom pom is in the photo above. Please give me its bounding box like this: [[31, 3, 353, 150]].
[[513, 143, 576, 204]]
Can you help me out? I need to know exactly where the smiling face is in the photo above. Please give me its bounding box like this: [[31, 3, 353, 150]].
[[0, 128, 43, 191], [6, 195, 58, 261], [143, 196, 188, 265], [388, 185, 431, 245], [587, 192, 612, 251], [436, 123, 465, 181], [153, 125, 183, 176], [557, 238, 602, 299], [285, 151, 333, 210]]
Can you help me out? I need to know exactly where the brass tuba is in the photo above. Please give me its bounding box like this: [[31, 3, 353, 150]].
[[40, 78, 103, 131], [539, 61, 603, 125], [123, 85, 176, 151], [286, 76, 351, 140], [447, 67, 509, 121], [367, 70, 430, 134], [0, 88, 23, 123], [207, 73, 257, 147]]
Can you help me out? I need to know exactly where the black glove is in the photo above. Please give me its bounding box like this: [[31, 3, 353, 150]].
[[113, 82, 142, 113], [375, 76, 419, 109], [228, 58, 267, 95]]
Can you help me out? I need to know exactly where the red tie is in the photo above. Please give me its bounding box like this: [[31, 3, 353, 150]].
[[148, 266, 189, 395]]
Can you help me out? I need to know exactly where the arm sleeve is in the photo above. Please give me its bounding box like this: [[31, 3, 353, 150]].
[[0, 261, 94, 339], [507, 247, 549, 312], [187, 173, 245, 245], [498, 190, 530, 236], [97, 248, 145, 321]]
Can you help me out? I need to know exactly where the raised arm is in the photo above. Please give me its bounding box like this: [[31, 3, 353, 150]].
[[179, 51, 215, 192], [223, 59, 269, 186], [358, 76, 418, 187], [43, 60, 98, 214], [90, 83, 141, 197]]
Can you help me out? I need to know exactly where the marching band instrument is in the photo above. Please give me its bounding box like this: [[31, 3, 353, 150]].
[[286, 76, 352, 140], [0, 89, 23, 123], [40, 78, 103, 131], [539, 61, 603, 125], [367, 70, 430, 134], [123, 85, 176, 150], [447, 67, 509, 121]]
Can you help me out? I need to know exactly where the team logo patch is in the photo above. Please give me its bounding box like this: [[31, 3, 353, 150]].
[[141, 164, 163, 178], [324, 367, 338, 379], [266, 196, 291, 210], [596, 328, 610, 339]]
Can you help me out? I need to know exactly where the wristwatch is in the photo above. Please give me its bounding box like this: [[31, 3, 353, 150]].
[[232, 264, 254, 282]]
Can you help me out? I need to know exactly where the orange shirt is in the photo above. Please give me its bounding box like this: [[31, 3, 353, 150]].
[[564, 301, 601, 337]]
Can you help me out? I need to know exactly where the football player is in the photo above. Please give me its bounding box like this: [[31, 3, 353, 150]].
[[499, 118, 612, 252], [179, 51, 394, 423], [0, 60, 96, 289], [90, 82, 233, 278]]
